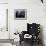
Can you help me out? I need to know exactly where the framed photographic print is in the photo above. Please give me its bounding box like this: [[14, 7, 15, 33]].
[[14, 9, 27, 20]]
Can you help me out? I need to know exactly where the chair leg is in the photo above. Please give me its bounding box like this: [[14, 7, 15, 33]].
[[30, 39, 34, 46], [20, 41, 21, 45]]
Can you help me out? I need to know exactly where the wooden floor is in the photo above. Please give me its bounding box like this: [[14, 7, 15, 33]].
[[19, 41, 43, 46]]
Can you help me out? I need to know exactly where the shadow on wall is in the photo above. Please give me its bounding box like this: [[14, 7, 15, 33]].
[[40, 25, 45, 46]]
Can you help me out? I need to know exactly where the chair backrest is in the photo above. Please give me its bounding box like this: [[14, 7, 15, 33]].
[[27, 23, 40, 35]]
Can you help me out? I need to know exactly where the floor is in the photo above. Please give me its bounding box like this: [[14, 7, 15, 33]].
[[0, 41, 43, 46], [0, 43, 13, 46], [19, 41, 43, 46]]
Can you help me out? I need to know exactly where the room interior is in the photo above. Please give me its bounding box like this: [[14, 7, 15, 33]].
[[0, 0, 46, 46]]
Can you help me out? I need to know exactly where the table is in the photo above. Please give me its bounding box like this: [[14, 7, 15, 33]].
[[13, 34, 20, 46]]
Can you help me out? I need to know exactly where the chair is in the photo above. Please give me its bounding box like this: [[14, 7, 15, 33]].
[[19, 23, 40, 46]]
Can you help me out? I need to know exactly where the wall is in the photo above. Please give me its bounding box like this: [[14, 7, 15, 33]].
[[0, 0, 13, 46], [8, 0, 46, 45], [0, 2, 9, 39], [0, 0, 8, 3], [0, 0, 46, 46]]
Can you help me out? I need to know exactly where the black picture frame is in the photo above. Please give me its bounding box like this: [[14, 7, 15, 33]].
[[14, 9, 27, 20]]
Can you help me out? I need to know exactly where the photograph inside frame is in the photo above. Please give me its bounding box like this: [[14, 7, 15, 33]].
[[14, 9, 27, 20]]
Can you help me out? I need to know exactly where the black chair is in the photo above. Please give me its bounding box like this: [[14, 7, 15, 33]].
[[27, 23, 40, 43], [19, 23, 40, 46]]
